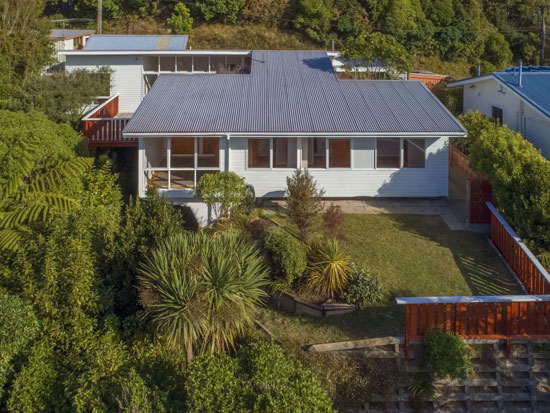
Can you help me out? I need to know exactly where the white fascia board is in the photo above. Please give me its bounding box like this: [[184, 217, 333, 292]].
[[447, 74, 495, 88], [60, 50, 252, 56], [123, 131, 466, 138]]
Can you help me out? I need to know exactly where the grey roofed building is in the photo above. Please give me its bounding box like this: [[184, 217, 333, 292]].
[[123, 50, 466, 135], [49, 29, 95, 40], [84, 34, 189, 51]]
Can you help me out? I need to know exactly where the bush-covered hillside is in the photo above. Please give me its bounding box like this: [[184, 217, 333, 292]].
[[49, 0, 548, 75]]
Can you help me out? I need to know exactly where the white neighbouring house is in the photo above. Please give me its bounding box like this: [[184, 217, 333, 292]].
[[49, 29, 95, 61], [448, 67, 550, 158], [62, 36, 466, 225]]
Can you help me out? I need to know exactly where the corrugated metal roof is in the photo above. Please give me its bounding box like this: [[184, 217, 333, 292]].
[[49, 29, 94, 40], [124, 51, 466, 135], [494, 72, 550, 118], [84, 35, 188, 51]]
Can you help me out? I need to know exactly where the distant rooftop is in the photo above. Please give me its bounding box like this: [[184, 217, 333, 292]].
[[49, 29, 94, 40], [124, 50, 465, 136], [448, 69, 550, 119], [83, 35, 188, 51]]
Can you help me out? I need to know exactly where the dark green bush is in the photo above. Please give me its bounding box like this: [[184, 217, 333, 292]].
[[263, 226, 307, 288], [343, 265, 382, 309], [423, 329, 473, 380]]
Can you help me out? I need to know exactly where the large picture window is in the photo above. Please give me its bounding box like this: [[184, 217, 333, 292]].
[[304, 138, 326, 168], [404, 139, 425, 168], [273, 138, 297, 168], [376, 138, 401, 168], [329, 139, 351, 168], [143, 137, 220, 190], [248, 139, 270, 168]]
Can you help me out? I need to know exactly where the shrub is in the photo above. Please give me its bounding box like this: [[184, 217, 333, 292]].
[[323, 204, 345, 240], [343, 265, 382, 309], [249, 218, 273, 240], [196, 171, 249, 219], [306, 239, 352, 298], [423, 329, 473, 380], [263, 226, 307, 288], [286, 169, 324, 241], [167, 3, 193, 35]]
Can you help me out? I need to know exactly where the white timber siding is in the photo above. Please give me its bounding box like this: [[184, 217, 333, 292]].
[[462, 77, 550, 158], [65, 54, 143, 113], [229, 137, 449, 198]]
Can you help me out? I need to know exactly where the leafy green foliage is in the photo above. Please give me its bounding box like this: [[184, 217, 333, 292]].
[[342, 31, 412, 79], [195, 0, 246, 24], [423, 329, 473, 380], [263, 226, 307, 288], [196, 171, 249, 219], [168, 3, 194, 35], [464, 111, 550, 251], [138, 232, 269, 360], [184, 341, 334, 412], [307, 239, 352, 298], [343, 265, 382, 309], [294, 0, 332, 43], [286, 169, 324, 241], [0, 291, 38, 399]]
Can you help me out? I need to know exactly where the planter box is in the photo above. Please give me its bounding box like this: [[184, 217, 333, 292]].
[[272, 291, 356, 317]]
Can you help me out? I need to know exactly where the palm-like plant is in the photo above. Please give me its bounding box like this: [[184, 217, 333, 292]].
[[138, 232, 268, 363], [306, 239, 352, 298], [0, 156, 93, 250]]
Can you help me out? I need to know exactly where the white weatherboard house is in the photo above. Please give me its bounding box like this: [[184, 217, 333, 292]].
[[448, 67, 550, 158], [121, 50, 466, 224]]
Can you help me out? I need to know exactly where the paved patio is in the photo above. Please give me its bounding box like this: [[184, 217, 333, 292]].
[[262, 198, 482, 232]]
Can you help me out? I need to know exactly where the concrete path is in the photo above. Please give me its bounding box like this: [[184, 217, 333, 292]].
[[263, 198, 484, 232]]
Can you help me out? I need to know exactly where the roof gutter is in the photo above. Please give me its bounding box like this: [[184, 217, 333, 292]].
[[123, 131, 467, 138], [59, 50, 253, 56]]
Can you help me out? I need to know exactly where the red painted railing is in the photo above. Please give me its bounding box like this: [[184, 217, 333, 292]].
[[397, 203, 550, 357], [487, 202, 550, 294], [81, 95, 136, 148]]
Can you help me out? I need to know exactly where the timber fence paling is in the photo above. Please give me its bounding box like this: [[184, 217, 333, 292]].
[[486, 202, 550, 294]]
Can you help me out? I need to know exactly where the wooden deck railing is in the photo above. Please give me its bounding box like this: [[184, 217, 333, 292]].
[[81, 95, 136, 148], [398, 295, 550, 357], [487, 202, 550, 294]]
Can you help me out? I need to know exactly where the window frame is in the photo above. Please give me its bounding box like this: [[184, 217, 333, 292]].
[[491, 106, 503, 125], [403, 138, 426, 168], [246, 138, 300, 171], [142, 137, 221, 191]]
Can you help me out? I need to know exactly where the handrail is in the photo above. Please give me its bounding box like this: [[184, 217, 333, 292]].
[[82, 94, 120, 121], [396, 295, 550, 305], [486, 201, 550, 288]]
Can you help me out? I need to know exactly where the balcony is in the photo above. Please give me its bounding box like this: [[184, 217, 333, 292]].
[[81, 95, 136, 148]]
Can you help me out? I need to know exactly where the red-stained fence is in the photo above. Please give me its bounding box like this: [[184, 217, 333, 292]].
[[81, 95, 136, 148], [397, 202, 550, 357]]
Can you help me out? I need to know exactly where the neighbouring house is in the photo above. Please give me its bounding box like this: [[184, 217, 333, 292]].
[[407, 71, 450, 92], [120, 50, 466, 224], [49, 29, 95, 62], [448, 66, 550, 158]]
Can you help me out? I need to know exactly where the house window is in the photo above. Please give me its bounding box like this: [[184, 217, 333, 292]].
[[144, 75, 158, 93], [329, 139, 350, 168], [143, 56, 158, 72], [376, 138, 400, 168], [193, 56, 209, 72], [492, 106, 503, 125], [177, 56, 192, 72], [210, 55, 225, 73], [159, 56, 176, 72], [353, 138, 375, 168], [273, 138, 297, 168], [404, 139, 425, 168], [143, 137, 220, 191], [248, 139, 270, 168], [227, 55, 243, 72], [304, 138, 327, 168]]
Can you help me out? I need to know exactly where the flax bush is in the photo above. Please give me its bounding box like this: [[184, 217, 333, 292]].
[[306, 239, 352, 298]]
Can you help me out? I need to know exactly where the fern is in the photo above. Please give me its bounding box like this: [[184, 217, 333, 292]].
[[0, 157, 92, 250]]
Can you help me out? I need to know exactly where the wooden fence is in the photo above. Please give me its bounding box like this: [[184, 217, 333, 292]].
[[397, 203, 550, 357], [398, 296, 550, 357], [487, 202, 550, 294], [81, 95, 136, 148]]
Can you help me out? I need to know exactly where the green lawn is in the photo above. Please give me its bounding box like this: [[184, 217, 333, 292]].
[[256, 214, 522, 347]]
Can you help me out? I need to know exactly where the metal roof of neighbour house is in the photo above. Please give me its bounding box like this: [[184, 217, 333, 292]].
[[124, 50, 466, 135], [49, 29, 95, 40], [448, 71, 550, 119], [84, 35, 188, 51]]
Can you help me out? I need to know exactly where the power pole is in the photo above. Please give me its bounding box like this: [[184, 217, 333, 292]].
[[97, 0, 102, 34], [540, 5, 548, 65]]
